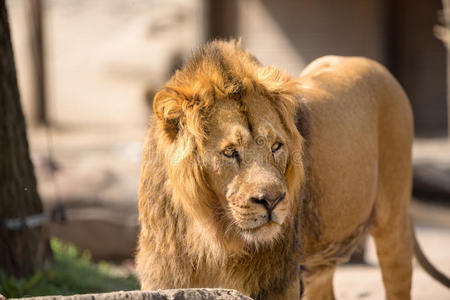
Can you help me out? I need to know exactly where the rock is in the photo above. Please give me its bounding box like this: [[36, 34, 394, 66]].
[[10, 289, 252, 300]]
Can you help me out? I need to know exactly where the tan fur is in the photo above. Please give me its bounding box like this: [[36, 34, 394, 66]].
[[297, 55, 415, 300], [136, 40, 420, 299]]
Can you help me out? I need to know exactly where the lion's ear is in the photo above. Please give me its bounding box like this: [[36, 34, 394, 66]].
[[153, 87, 184, 140]]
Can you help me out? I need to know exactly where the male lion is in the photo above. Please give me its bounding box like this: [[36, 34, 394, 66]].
[[136, 40, 449, 300]]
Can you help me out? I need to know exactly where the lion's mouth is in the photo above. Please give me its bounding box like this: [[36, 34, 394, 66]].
[[230, 208, 286, 235], [243, 220, 279, 231], [239, 221, 282, 243]]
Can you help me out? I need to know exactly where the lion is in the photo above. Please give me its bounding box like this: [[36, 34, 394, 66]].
[[136, 40, 450, 300]]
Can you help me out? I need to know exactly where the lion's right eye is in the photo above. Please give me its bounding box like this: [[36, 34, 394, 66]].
[[222, 147, 237, 158], [222, 147, 240, 163]]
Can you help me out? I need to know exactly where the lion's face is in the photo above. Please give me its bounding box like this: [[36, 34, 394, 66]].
[[151, 40, 304, 248], [202, 96, 293, 244]]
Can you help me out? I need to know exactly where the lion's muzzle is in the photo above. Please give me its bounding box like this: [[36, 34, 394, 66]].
[[250, 192, 286, 220]]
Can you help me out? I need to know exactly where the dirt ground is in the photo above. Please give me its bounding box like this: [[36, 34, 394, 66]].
[[335, 225, 450, 299], [5, 0, 450, 299]]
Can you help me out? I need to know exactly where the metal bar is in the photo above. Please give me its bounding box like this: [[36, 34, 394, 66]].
[[0, 213, 47, 230]]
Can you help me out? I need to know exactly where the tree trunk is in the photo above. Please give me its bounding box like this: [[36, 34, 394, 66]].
[[0, 0, 49, 278]]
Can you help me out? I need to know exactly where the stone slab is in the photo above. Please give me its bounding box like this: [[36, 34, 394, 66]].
[[9, 289, 253, 300]]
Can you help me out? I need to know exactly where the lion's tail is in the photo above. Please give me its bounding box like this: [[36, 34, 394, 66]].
[[412, 223, 450, 288]]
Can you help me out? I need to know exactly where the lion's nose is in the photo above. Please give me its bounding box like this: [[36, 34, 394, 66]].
[[250, 192, 286, 211]]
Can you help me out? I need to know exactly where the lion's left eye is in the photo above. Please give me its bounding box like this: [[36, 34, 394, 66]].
[[271, 142, 283, 153]]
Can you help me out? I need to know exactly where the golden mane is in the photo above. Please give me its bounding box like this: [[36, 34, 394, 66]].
[[136, 40, 307, 297]]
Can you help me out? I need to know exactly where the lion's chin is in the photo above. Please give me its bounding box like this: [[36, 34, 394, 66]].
[[240, 221, 282, 245]]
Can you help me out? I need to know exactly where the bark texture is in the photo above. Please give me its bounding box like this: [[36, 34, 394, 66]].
[[0, 0, 48, 277]]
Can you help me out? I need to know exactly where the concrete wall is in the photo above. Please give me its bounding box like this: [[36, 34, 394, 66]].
[[239, 0, 387, 75], [388, 0, 447, 137]]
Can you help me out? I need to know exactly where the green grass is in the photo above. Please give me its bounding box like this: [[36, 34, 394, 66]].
[[0, 238, 139, 298]]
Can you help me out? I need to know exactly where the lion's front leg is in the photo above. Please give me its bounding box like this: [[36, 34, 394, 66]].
[[250, 276, 301, 300], [302, 267, 336, 300], [281, 277, 302, 300]]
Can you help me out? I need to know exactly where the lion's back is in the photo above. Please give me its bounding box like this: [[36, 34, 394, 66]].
[[297, 56, 413, 247]]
